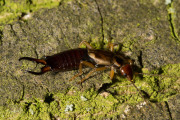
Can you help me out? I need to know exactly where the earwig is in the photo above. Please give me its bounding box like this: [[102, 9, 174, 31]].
[[19, 41, 180, 102], [19, 41, 134, 84], [19, 41, 149, 98]]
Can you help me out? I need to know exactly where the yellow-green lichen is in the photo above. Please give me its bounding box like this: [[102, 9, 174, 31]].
[[1, 63, 179, 119], [0, 0, 73, 31], [140, 63, 180, 102]]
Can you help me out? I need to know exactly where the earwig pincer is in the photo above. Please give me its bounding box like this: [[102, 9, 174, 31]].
[[19, 41, 134, 84]]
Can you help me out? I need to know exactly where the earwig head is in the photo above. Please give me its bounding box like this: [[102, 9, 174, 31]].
[[120, 64, 133, 80]]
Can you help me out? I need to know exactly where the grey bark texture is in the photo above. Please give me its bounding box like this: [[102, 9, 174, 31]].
[[0, 0, 180, 119]]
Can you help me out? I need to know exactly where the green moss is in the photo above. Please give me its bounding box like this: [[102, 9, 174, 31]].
[[167, 1, 180, 42], [1, 63, 179, 119], [0, 87, 119, 119], [0, 0, 73, 31], [0, 101, 23, 120], [141, 63, 180, 102], [121, 34, 138, 52]]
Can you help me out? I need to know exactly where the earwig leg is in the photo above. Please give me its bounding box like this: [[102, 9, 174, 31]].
[[69, 61, 95, 81], [110, 67, 115, 80], [128, 59, 134, 65], [79, 40, 93, 49], [77, 67, 107, 84], [27, 66, 51, 75], [19, 57, 47, 65], [108, 43, 114, 52]]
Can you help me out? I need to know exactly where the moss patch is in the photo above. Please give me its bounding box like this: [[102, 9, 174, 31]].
[[1, 63, 179, 119], [0, 0, 68, 30]]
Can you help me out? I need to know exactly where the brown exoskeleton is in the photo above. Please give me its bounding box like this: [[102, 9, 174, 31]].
[[19, 41, 134, 84]]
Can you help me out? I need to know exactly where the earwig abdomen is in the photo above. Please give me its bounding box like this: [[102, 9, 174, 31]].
[[46, 48, 92, 71], [19, 48, 94, 75]]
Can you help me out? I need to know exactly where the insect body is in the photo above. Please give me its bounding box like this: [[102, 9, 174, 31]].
[[19, 41, 133, 83]]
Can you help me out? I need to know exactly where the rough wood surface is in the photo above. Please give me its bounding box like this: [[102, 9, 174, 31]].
[[0, 0, 180, 119]]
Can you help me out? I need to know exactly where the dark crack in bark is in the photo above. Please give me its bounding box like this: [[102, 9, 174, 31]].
[[167, 0, 180, 42], [0, 30, 2, 46], [165, 101, 173, 120]]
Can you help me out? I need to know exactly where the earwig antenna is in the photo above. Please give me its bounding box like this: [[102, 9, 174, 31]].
[[127, 79, 149, 101], [132, 72, 179, 101], [135, 72, 179, 78]]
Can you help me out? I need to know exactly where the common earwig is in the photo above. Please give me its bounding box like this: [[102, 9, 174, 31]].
[[19, 41, 134, 84]]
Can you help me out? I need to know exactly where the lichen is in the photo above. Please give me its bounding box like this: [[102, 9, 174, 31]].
[[0, 63, 179, 119], [0, 0, 71, 31]]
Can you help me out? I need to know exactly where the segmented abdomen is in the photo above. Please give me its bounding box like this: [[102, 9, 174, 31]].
[[46, 48, 90, 71]]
